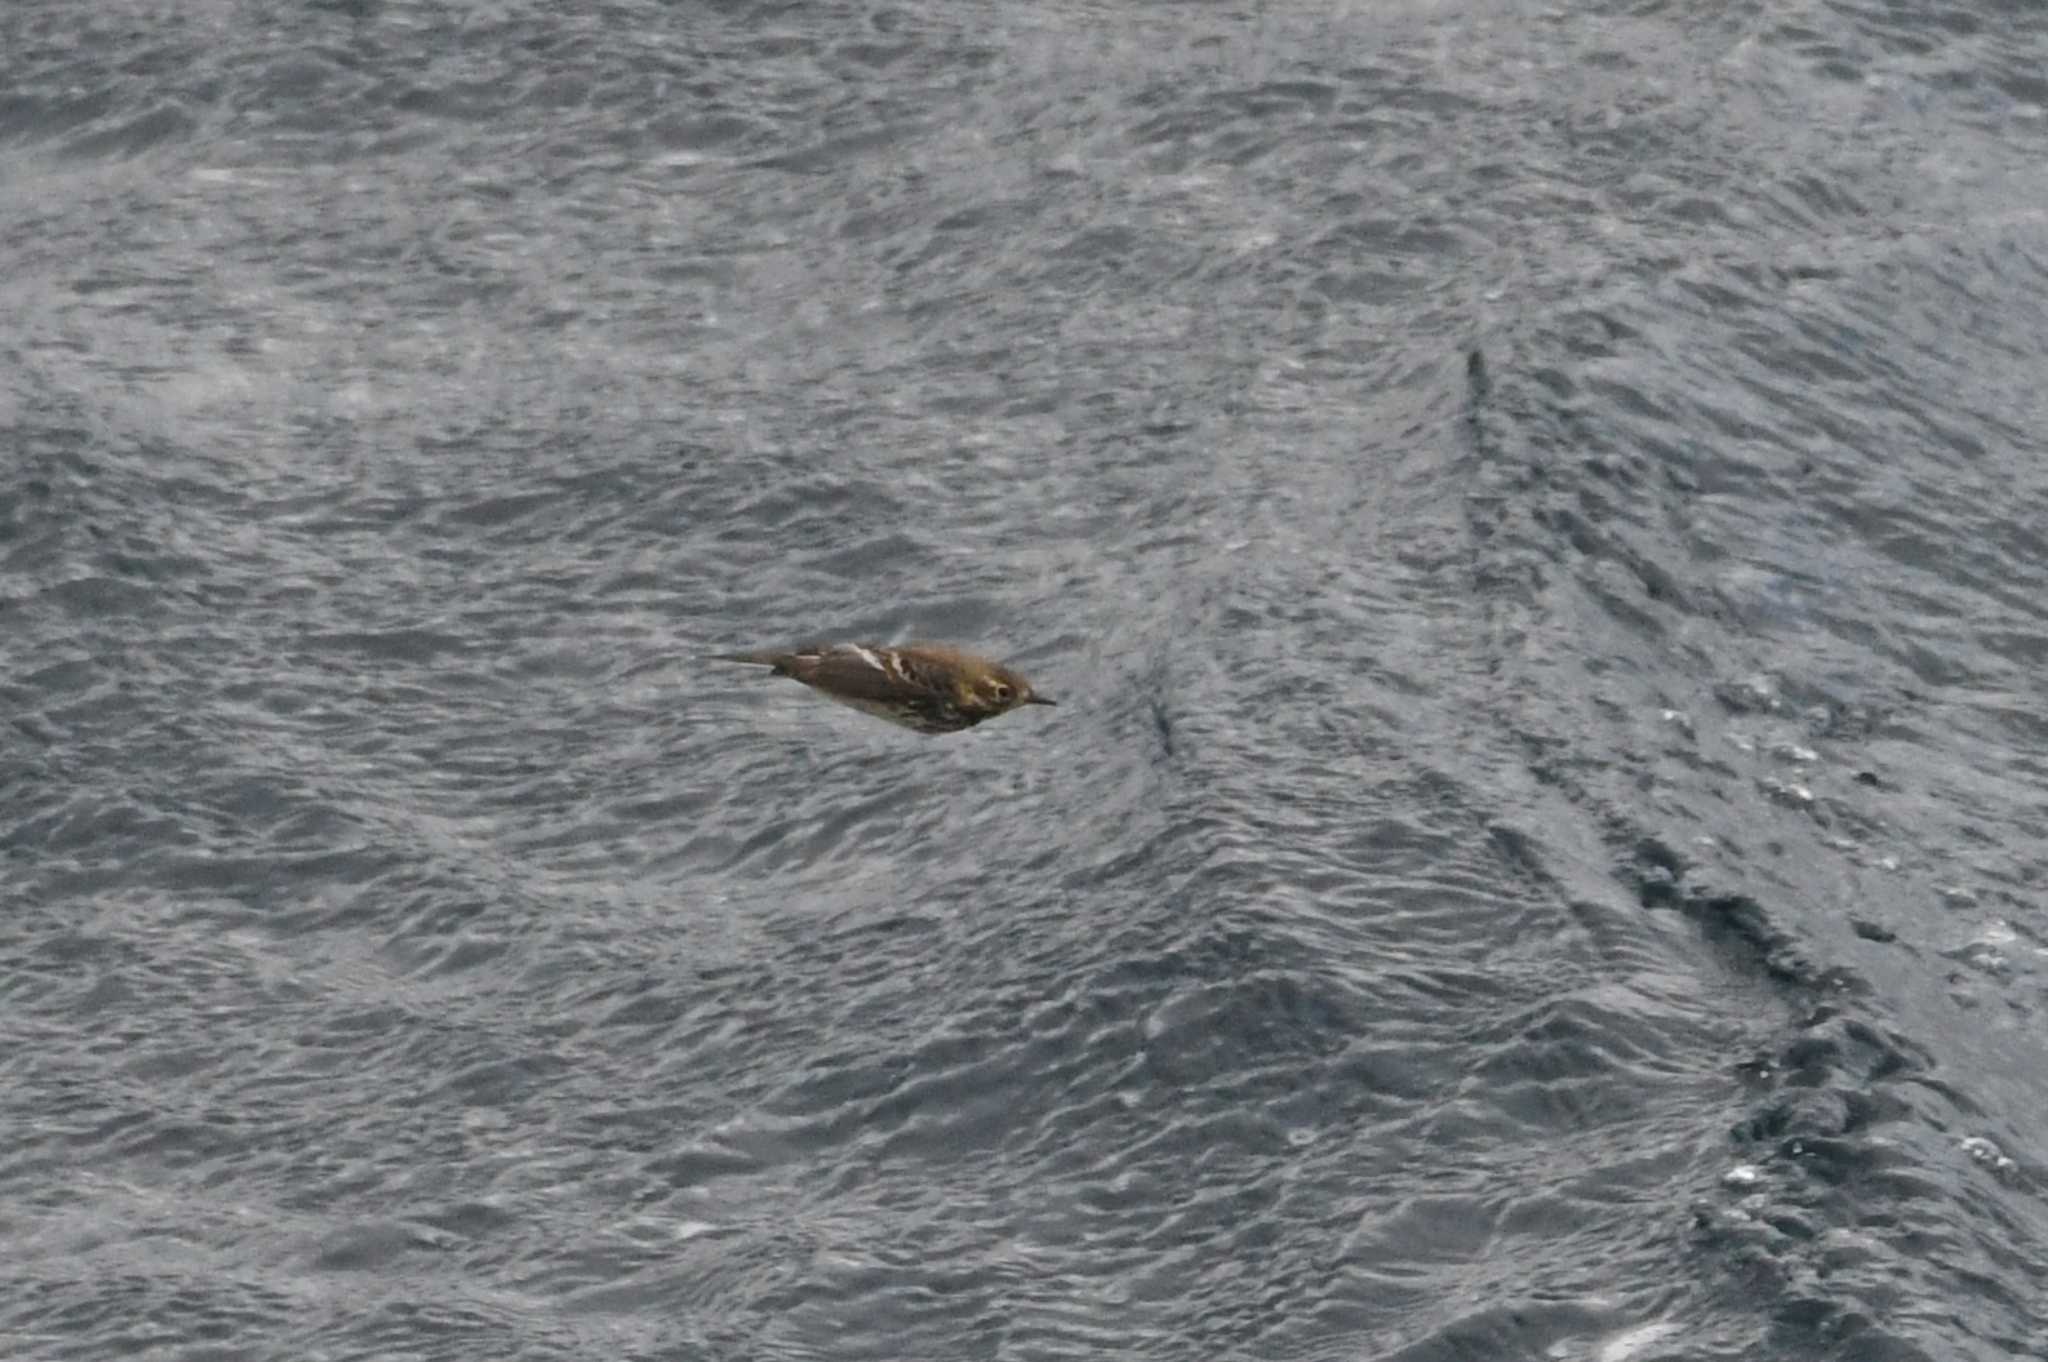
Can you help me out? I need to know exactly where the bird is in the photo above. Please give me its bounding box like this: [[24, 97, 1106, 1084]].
[[711, 642, 1057, 735]]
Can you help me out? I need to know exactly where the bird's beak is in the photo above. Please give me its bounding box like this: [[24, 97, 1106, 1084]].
[[1027, 694, 1057, 706]]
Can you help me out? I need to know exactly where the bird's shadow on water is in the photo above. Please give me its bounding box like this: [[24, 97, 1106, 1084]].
[[1150, 695, 1175, 759]]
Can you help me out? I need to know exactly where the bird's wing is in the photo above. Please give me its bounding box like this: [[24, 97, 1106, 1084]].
[[782, 645, 919, 702]]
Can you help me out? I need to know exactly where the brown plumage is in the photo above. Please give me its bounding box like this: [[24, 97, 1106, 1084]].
[[711, 642, 1056, 734]]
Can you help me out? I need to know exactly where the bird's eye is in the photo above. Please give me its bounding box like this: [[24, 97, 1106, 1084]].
[[990, 682, 1013, 702]]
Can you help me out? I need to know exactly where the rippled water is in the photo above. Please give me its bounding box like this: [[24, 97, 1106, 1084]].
[[5, 2, 2047, 1359]]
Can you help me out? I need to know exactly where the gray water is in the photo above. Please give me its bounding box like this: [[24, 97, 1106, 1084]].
[[5, 2, 2047, 1359]]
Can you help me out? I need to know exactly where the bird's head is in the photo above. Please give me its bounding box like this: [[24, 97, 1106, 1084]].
[[961, 660, 1057, 717]]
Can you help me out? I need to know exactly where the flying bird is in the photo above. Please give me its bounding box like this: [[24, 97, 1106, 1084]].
[[712, 642, 1056, 734]]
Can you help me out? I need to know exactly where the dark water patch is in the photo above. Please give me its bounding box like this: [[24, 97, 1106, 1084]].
[[1463, 285, 2048, 1354]]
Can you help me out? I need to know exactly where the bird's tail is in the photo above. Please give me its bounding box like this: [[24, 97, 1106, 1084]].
[[709, 650, 789, 668]]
